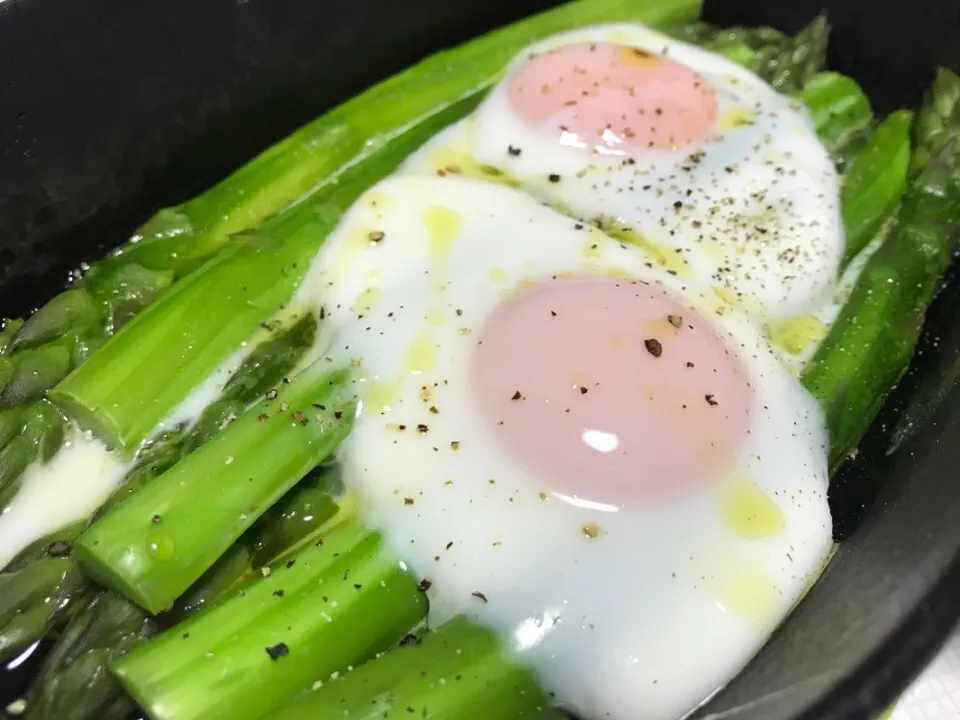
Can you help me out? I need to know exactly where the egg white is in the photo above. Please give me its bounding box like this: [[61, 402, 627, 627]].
[[403, 22, 844, 323], [296, 172, 833, 720]]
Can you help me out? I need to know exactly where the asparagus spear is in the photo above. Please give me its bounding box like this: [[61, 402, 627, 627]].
[[0, 0, 700, 388], [839, 110, 913, 269], [113, 520, 426, 720], [25, 467, 342, 720], [0, 315, 317, 665], [798, 72, 873, 153], [74, 362, 356, 614], [804, 68, 960, 472], [267, 616, 562, 720]]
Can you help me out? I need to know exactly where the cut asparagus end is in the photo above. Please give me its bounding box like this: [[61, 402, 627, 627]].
[[73, 362, 356, 614], [112, 520, 427, 720]]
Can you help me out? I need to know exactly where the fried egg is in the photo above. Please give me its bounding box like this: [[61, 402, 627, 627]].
[[404, 23, 844, 322], [297, 172, 832, 720]]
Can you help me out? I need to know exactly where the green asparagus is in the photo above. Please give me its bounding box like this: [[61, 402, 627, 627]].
[[24, 466, 343, 720], [804, 68, 960, 472], [113, 521, 426, 720], [839, 110, 913, 268], [268, 616, 562, 720], [0, 312, 318, 667], [798, 72, 873, 152], [74, 362, 356, 614]]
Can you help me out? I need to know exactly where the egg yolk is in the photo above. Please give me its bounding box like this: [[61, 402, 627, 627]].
[[471, 276, 752, 505], [506, 41, 717, 154]]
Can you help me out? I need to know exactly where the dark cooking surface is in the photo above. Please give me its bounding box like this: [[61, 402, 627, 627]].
[[2, 0, 960, 718]]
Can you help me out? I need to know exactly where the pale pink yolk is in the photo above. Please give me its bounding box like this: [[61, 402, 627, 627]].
[[506, 42, 717, 153], [472, 277, 752, 505]]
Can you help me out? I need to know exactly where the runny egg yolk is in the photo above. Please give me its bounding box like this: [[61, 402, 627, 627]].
[[471, 276, 753, 505], [506, 41, 718, 154]]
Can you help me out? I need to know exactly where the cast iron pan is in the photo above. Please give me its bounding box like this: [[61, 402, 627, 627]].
[[1, 0, 959, 718]]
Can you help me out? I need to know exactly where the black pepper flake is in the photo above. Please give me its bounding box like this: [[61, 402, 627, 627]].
[[353, 583, 363, 590], [644, 338, 663, 357], [151, 514, 162, 524], [334, 410, 343, 420], [579, 386, 588, 395], [686, 361, 695, 368], [429, 406, 439, 414], [265, 389, 278, 401], [550, 310, 557, 317], [265, 642, 289, 660], [273, 589, 285, 597], [471, 591, 489, 603], [450, 440, 460, 450], [417, 423, 429, 433], [548, 173, 561, 183], [574, 223, 584, 230], [368, 230, 385, 242], [507, 145, 522, 156], [292, 410, 308, 425], [404, 497, 415, 505], [667, 314, 682, 328], [46, 540, 71, 557], [399, 633, 419, 646], [705, 394, 719, 406], [319, 306, 327, 320], [511, 390, 523, 401], [417, 579, 433, 592], [258, 412, 269, 421], [446, 541, 454, 550], [286, 559, 296, 569]]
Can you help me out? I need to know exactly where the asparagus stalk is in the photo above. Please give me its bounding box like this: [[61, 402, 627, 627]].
[[804, 68, 960, 472], [0, 0, 699, 384], [74, 362, 356, 614], [25, 466, 342, 720], [113, 521, 426, 720], [839, 110, 913, 269], [0, 315, 317, 666], [48, 84, 480, 454], [267, 616, 562, 720], [798, 72, 873, 152]]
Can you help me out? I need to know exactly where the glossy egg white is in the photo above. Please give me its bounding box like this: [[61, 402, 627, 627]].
[[296, 172, 833, 720], [404, 22, 844, 322]]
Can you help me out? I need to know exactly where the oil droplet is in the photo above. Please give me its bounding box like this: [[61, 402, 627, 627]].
[[487, 267, 507, 282], [352, 287, 382, 315], [711, 562, 780, 629], [145, 532, 175, 561], [608, 225, 691, 278], [718, 106, 756, 129], [716, 475, 785, 539], [363, 377, 403, 414], [602, 265, 631, 279], [581, 241, 602, 259], [422, 206, 462, 261], [403, 332, 438, 374], [333, 223, 381, 275], [425, 308, 445, 326], [768, 315, 827, 356], [430, 146, 521, 188], [615, 45, 660, 68], [713, 286, 737, 306], [582, 522, 602, 539]]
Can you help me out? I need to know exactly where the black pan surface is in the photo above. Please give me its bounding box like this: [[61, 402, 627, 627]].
[[1, 0, 960, 718]]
